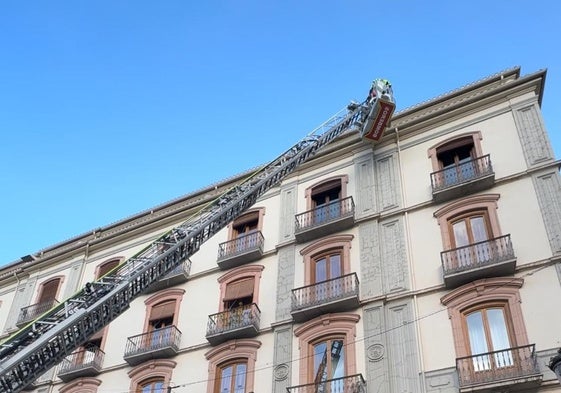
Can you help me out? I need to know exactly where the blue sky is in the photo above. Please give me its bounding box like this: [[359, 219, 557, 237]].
[[1, 1, 560, 266]]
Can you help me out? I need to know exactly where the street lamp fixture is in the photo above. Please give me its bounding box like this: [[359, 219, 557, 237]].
[[549, 348, 561, 384]]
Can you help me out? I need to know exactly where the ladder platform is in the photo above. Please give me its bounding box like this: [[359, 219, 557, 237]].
[[360, 98, 395, 142]]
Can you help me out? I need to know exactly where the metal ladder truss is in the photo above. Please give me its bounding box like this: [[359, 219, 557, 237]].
[[0, 89, 387, 392]]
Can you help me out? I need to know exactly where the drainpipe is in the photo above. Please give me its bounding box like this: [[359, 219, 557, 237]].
[[395, 127, 427, 392]]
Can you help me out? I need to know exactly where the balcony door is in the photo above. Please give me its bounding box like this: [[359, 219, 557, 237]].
[[313, 252, 343, 301], [450, 212, 491, 268], [311, 180, 342, 224], [222, 277, 255, 328], [232, 213, 259, 252], [466, 307, 514, 372], [437, 138, 476, 186], [147, 300, 175, 348]]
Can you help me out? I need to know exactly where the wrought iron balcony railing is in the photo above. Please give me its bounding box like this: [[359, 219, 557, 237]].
[[217, 231, 264, 260], [58, 346, 104, 381], [124, 325, 181, 358], [287, 373, 366, 393], [206, 303, 261, 337], [431, 154, 493, 192], [295, 196, 355, 233], [17, 299, 59, 327], [441, 234, 515, 276], [456, 344, 540, 387], [292, 273, 359, 311]]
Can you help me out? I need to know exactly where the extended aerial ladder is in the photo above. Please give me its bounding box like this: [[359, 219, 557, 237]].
[[0, 81, 395, 393]]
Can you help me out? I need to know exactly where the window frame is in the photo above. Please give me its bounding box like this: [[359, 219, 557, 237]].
[[128, 359, 176, 393], [142, 288, 185, 333], [434, 194, 501, 251], [226, 208, 265, 241], [300, 235, 353, 286], [293, 313, 360, 385], [305, 176, 348, 211], [215, 359, 249, 393], [441, 277, 529, 358], [59, 377, 102, 393], [204, 339, 261, 393], [35, 276, 64, 304], [137, 377, 166, 393], [218, 265, 264, 312], [428, 131, 483, 173]]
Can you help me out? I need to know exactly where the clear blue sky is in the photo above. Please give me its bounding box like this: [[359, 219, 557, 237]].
[[1, 1, 560, 266]]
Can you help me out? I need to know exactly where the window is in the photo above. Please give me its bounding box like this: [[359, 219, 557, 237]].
[[440, 277, 528, 358], [312, 338, 345, 384], [139, 377, 165, 393], [306, 177, 348, 224], [216, 360, 247, 393], [300, 235, 353, 286], [227, 209, 265, 251], [59, 377, 101, 393], [36, 277, 62, 305], [218, 265, 264, 311], [434, 195, 501, 250], [294, 313, 359, 385], [205, 339, 261, 393], [449, 210, 493, 267], [128, 359, 176, 393], [96, 258, 121, 279], [464, 305, 514, 370], [428, 132, 484, 187], [143, 289, 185, 348]]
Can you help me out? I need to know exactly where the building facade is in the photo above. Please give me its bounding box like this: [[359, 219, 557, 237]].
[[1, 67, 560, 393]]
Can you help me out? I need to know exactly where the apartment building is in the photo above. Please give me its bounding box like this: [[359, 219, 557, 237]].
[[0, 66, 560, 393]]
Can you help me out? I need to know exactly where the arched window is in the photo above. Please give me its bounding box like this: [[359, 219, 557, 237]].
[[59, 377, 102, 393], [205, 339, 261, 393], [441, 277, 528, 358], [138, 377, 165, 393], [36, 277, 63, 304], [218, 265, 264, 312], [215, 360, 248, 393], [96, 258, 121, 279], [294, 313, 359, 385], [428, 132, 484, 183], [305, 176, 349, 211], [128, 359, 176, 393], [300, 235, 353, 286]]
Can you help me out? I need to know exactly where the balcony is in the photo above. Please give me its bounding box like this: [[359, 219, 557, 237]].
[[456, 344, 542, 392], [287, 374, 366, 393], [123, 325, 181, 366], [206, 303, 261, 346], [431, 155, 495, 203], [17, 299, 59, 328], [291, 273, 360, 323], [144, 260, 191, 294], [57, 347, 104, 382], [295, 197, 355, 243], [217, 231, 264, 270], [441, 234, 516, 288]]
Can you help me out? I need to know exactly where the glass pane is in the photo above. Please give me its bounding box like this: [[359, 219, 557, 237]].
[[313, 342, 328, 383], [487, 308, 513, 367], [330, 340, 345, 380], [329, 255, 342, 279], [453, 221, 469, 247], [234, 364, 247, 393], [315, 258, 327, 283], [470, 216, 488, 242], [467, 311, 491, 371], [220, 365, 233, 393]]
